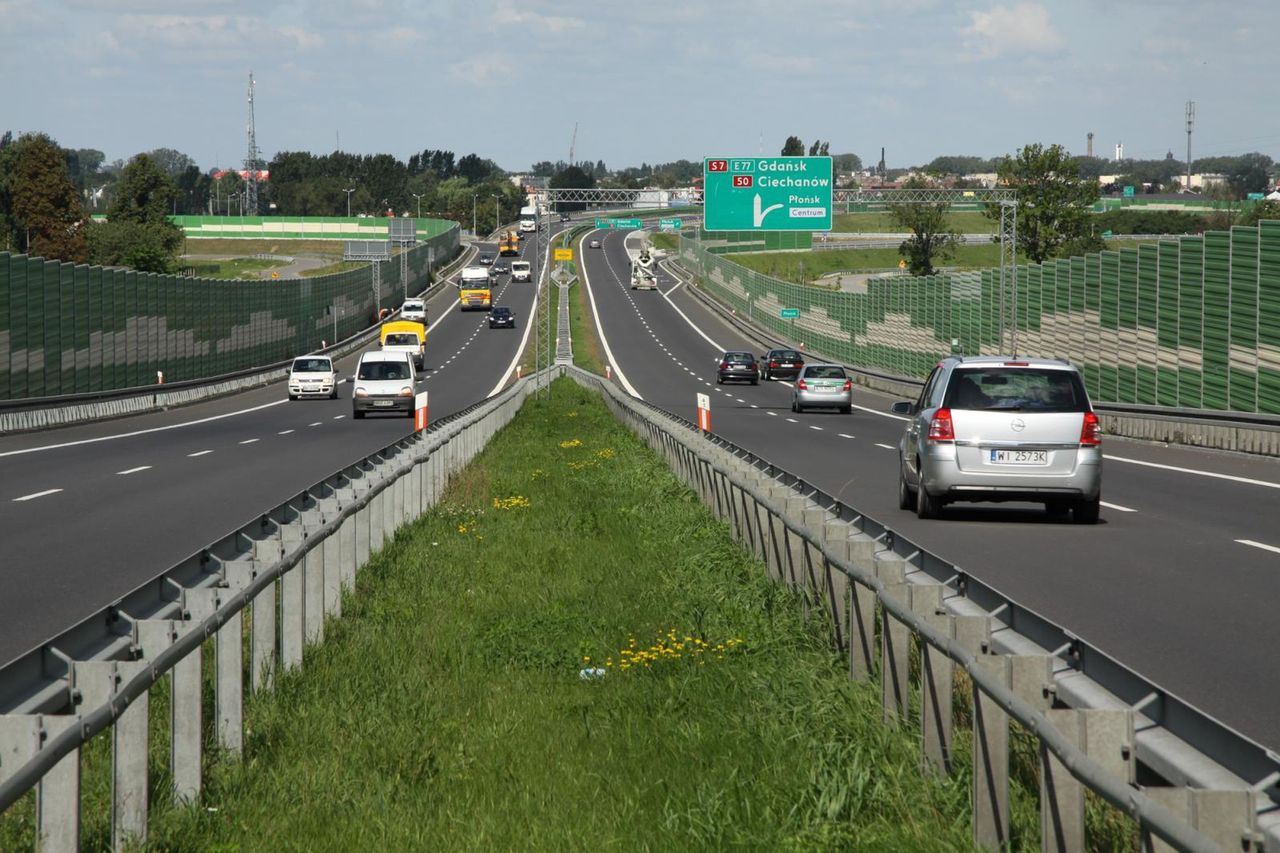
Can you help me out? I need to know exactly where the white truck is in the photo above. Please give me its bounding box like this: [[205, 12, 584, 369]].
[[630, 245, 657, 290], [510, 260, 532, 282], [519, 204, 536, 233]]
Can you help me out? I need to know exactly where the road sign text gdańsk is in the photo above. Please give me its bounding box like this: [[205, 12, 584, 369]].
[[703, 156, 832, 231]]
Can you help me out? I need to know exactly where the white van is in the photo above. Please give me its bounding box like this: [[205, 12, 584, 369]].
[[510, 260, 532, 282], [401, 298, 426, 323], [519, 204, 536, 232], [352, 350, 417, 418]]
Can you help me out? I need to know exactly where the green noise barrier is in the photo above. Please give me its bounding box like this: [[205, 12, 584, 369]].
[[680, 219, 1280, 415]]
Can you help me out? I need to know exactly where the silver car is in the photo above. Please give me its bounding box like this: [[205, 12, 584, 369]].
[[892, 356, 1102, 523], [792, 364, 851, 413]]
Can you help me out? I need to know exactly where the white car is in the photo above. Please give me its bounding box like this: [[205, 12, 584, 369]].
[[288, 355, 338, 400], [352, 350, 417, 419], [401, 298, 427, 323]]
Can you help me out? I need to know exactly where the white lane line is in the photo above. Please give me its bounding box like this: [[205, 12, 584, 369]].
[[308, 422, 322, 427], [1236, 539, 1280, 555], [487, 240, 548, 396], [735, 398, 745, 403], [809, 425, 824, 431], [785, 418, 798, 423], [13, 488, 63, 501], [767, 411, 778, 416], [0, 399, 289, 459], [658, 275, 723, 351], [278, 429, 295, 435], [188, 450, 213, 457], [239, 438, 260, 445], [577, 228, 643, 398], [838, 433, 856, 439], [332, 415, 345, 420], [117, 465, 152, 475], [1104, 454, 1280, 490], [854, 403, 909, 421], [751, 404, 759, 409], [874, 443, 896, 450], [1100, 501, 1137, 512]]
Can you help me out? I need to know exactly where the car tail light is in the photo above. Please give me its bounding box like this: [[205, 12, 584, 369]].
[[1003, 361, 1029, 366], [927, 408, 955, 441], [1080, 411, 1101, 446], [842, 379, 852, 391], [720, 362, 729, 370], [769, 361, 779, 368], [796, 379, 808, 390]]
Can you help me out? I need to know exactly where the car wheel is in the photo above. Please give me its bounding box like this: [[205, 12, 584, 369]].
[[1045, 500, 1070, 518], [1072, 497, 1101, 525], [750, 377, 758, 385], [353, 410, 365, 419], [716, 376, 723, 384], [840, 405, 852, 414], [761, 369, 770, 381], [329, 390, 338, 400], [916, 475, 941, 519], [897, 464, 915, 510]]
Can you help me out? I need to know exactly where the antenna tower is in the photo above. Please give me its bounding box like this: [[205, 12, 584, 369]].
[[568, 122, 578, 167], [244, 71, 260, 216], [1185, 101, 1195, 192]]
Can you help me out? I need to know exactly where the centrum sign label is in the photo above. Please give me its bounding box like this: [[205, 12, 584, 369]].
[[703, 156, 832, 231]]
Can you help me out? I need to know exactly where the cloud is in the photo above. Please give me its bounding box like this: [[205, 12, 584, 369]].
[[449, 56, 514, 86], [961, 3, 1062, 59], [493, 1, 583, 33]]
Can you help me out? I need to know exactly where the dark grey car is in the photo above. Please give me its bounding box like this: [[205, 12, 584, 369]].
[[716, 351, 759, 385]]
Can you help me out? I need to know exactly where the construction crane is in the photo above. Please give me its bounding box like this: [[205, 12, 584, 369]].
[[568, 122, 578, 167]]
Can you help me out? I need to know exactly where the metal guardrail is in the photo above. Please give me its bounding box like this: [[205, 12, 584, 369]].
[[569, 366, 1275, 851]]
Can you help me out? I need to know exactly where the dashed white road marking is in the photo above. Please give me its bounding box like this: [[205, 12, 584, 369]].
[[1236, 539, 1280, 555], [332, 415, 345, 420], [874, 443, 896, 450], [838, 433, 856, 439], [767, 411, 778, 417], [1100, 501, 1137, 512], [308, 422, 322, 427], [117, 465, 152, 475], [239, 438, 260, 445], [13, 488, 62, 501], [809, 425, 824, 431], [278, 429, 295, 435], [188, 450, 213, 457], [785, 418, 798, 423]]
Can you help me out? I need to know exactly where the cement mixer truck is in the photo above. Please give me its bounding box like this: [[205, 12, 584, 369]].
[[630, 245, 657, 291]]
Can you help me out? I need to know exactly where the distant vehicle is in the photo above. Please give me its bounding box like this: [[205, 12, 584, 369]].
[[760, 349, 804, 381], [478, 254, 494, 266], [287, 355, 338, 400], [400, 298, 427, 324], [630, 246, 657, 290], [379, 320, 426, 371], [458, 265, 492, 311], [891, 355, 1102, 523], [791, 364, 851, 414], [559, 213, 571, 223], [499, 231, 520, 256], [492, 262, 509, 275], [589, 239, 601, 249], [510, 260, 532, 282], [352, 350, 417, 419], [716, 351, 759, 385], [519, 204, 537, 233], [488, 306, 516, 329]]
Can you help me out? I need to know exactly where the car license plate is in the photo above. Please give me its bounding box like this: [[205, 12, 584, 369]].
[[373, 400, 394, 407], [990, 449, 1048, 465]]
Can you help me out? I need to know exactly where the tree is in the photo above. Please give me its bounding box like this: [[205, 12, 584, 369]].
[[832, 153, 863, 173], [1225, 153, 1272, 198], [807, 139, 830, 156], [1239, 199, 1280, 227], [146, 147, 196, 179], [549, 165, 594, 211], [988, 143, 1101, 264], [887, 177, 961, 276], [0, 133, 88, 261], [780, 136, 804, 156], [91, 153, 183, 272]]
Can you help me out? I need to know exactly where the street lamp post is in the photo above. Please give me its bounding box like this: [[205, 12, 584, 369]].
[[472, 194, 477, 237], [343, 186, 356, 218], [411, 192, 425, 219], [492, 195, 500, 233]]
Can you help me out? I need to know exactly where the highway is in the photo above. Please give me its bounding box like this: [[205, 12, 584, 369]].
[[0, 233, 544, 666], [4, 218, 1280, 756], [577, 224, 1280, 752]]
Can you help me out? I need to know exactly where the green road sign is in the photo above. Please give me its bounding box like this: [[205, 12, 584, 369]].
[[659, 217, 682, 230], [613, 218, 642, 230], [595, 218, 613, 229], [1123, 185, 1135, 198], [780, 308, 800, 319], [1247, 192, 1265, 201], [703, 156, 832, 231]]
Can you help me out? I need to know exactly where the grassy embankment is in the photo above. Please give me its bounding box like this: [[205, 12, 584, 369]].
[[832, 211, 997, 234], [519, 228, 606, 378], [124, 379, 1001, 848]]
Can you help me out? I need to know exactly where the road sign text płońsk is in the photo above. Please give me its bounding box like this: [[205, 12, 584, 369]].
[[780, 308, 800, 319], [703, 157, 832, 231]]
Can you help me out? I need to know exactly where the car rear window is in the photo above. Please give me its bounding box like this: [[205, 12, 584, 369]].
[[805, 366, 846, 379], [358, 360, 409, 381], [491, 308, 511, 316], [724, 352, 754, 361], [772, 351, 802, 360], [403, 302, 423, 311], [292, 358, 331, 372], [945, 367, 1088, 412], [384, 333, 418, 346]]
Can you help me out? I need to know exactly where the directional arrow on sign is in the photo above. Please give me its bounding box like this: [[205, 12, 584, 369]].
[[753, 193, 784, 227]]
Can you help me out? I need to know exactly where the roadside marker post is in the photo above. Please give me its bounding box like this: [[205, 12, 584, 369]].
[[414, 391, 429, 431], [697, 392, 711, 433]]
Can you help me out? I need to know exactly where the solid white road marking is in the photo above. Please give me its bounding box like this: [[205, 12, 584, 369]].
[[854, 403, 909, 420], [13, 488, 62, 501], [188, 450, 213, 457], [577, 228, 642, 398], [1236, 539, 1280, 555], [874, 443, 896, 450], [0, 399, 289, 459], [116, 465, 152, 475], [1104, 454, 1280, 490], [1100, 501, 1137, 512]]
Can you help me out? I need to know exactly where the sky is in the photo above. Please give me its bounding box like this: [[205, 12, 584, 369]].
[[3, 0, 1279, 174]]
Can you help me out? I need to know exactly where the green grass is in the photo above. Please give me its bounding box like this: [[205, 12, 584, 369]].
[[181, 257, 284, 280], [128, 379, 984, 849], [182, 238, 345, 256], [730, 243, 1022, 282], [832, 211, 998, 234], [300, 260, 365, 278], [649, 232, 679, 252], [566, 231, 605, 375]]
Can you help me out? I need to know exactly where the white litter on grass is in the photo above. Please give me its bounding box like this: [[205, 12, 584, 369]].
[[579, 667, 607, 680]]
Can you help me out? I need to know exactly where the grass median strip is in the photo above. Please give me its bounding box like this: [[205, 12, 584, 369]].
[[130, 378, 979, 848]]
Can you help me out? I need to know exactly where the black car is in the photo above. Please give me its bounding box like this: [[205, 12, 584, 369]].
[[761, 349, 805, 381], [478, 254, 494, 266], [492, 262, 509, 274], [716, 350, 759, 385], [488, 306, 516, 329], [559, 213, 571, 223]]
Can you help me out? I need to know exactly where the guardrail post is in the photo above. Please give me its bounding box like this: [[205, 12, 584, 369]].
[[280, 523, 306, 672], [370, 481, 386, 554], [355, 488, 372, 569], [303, 522, 325, 647], [392, 466, 406, 530], [1041, 708, 1086, 853], [216, 606, 243, 758], [251, 536, 281, 692], [972, 654, 1012, 851], [877, 554, 910, 726], [910, 585, 951, 774], [0, 714, 81, 851], [1141, 788, 1258, 853], [173, 590, 220, 805], [74, 660, 148, 850]]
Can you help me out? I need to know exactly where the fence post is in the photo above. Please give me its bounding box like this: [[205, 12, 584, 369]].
[[1041, 708, 1086, 853], [972, 654, 1012, 851], [303, 521, 325, 647], [216, 606, 244, 757], [911, 585, 951, 774], [251, 536, 280, 692], [1141, 788, 1258, 853], [35, 715, 81, 851], [876, 553, 910, 726], [279, 524, 306, 672]]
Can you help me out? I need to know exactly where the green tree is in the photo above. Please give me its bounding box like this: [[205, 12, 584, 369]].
[[832, 153, 863, 173], [146, 147, 196, 179], [1239, 199, 1280, 227], [988, 143, 1102, 264], [0, 132, 88, 261], [780, 136, 804, 156], [90, 153, 183, 272], [887, 177, 961, 276], [549, 165, 594, 212]]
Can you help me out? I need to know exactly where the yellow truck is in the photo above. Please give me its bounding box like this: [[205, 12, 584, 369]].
[[499, 231, 520, 256], [379, 320, 426, 370], [458, 265, 492, 311]]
